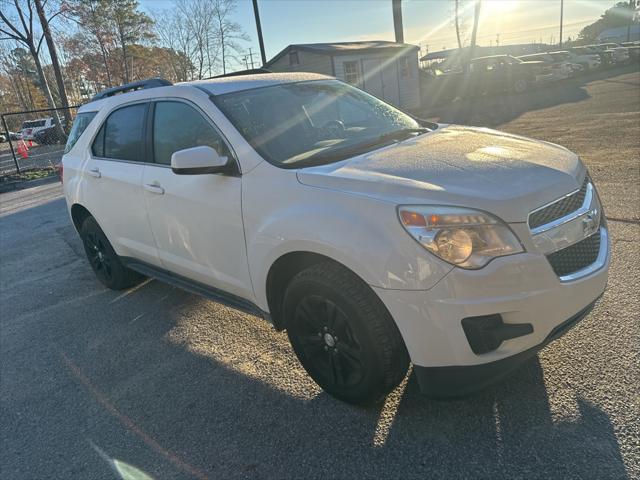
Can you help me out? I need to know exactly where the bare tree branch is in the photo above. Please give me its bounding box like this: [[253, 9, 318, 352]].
[[0, 9, 27, 40]]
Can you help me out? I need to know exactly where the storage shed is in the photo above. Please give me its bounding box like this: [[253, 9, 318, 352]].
[[266, 41, 421, 110]]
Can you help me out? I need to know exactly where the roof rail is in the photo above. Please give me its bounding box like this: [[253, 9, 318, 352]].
[[90, 78, 172, 102], [209, 68, 271, 79]]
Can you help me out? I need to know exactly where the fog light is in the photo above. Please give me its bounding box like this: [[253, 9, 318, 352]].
[[462, 314, 534, 355]]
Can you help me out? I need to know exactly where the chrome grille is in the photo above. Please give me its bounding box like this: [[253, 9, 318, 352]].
[[546, 229, 601, 277], [529, 177, 589, 230]]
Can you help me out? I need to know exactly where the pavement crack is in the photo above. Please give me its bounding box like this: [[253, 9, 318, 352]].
[[605, 216, 640, 225]]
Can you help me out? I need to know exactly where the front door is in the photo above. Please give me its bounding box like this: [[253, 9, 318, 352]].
[[141, 100, 253, 300]]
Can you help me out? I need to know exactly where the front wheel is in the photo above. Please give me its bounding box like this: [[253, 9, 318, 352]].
[[284, 262, 409, 405], [80, 216, 144, 290]]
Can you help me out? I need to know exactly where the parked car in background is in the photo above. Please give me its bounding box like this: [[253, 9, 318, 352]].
[[546, 52, 584, 75], [597, 43, 630, 63], [0, 131, 22, 142], [578, 45, 615, 67], [419, 67, 460, 104], [33, 125, 67, 145], [20, 117, 55, 141], [467, 55, 546, 93], [609, 47, 630, 64], [569, 46, 609, 68], [620, 41, 640, 62], [518, 53, 573, 80], [554, 50, 600, 71]]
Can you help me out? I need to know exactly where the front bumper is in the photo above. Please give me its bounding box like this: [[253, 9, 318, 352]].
[[412, 298, 599, 397], [373, 225, 609, 396]]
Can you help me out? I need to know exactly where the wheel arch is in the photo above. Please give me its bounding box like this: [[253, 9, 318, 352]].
[[70, 203, 93, 233], [265, 251, 371, 331]]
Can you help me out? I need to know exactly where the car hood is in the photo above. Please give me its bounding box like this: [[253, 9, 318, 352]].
[[296, 125, 585, 223]]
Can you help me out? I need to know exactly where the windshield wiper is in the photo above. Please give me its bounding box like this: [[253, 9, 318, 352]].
[[375, 127, 431, 144], [289, 128, 431, 168]]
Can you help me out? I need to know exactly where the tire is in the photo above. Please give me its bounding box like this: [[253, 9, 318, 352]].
[[80, 216, 144, 290], [284, 262, 410, 405], [513, 78, 528, 94]]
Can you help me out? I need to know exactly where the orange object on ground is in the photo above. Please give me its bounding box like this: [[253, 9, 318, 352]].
[[16, 140, 29, 159]]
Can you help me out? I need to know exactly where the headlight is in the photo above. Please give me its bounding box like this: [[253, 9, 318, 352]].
[[398, 206, 524, 269]]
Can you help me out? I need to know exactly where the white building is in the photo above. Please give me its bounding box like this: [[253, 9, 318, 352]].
[[266, 41, 421, 110]]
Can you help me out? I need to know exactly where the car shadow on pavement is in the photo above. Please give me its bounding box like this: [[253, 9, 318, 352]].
[[423, 64, 639, 128], [45, 275, 628, 480], [383, 359, 628, 479]]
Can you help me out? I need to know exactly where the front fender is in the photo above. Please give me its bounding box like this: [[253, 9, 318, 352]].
[[242, 164, 453, 311]]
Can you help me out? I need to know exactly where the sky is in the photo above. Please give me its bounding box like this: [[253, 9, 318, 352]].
[[139, 0, 620, 62]]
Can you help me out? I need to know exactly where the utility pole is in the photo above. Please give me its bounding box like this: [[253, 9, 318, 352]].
[[627, 0, 636, 42], [559, 0, 564, 48], [392, 0, 404, 43], [468, 0, 481, 67], [247, 48, 256, 69], [252, 0, 267, 66], [496, 33, 500, 46]]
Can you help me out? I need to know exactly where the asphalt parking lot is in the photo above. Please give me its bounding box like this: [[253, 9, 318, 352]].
[[0, 143, 65, 175], [1, 67, 638, 480]]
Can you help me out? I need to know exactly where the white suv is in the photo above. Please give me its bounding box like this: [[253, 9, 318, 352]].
[[61, 74, 609, 404]]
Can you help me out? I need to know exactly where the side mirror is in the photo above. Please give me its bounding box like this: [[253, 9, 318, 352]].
[[171, 146, 235, 175]]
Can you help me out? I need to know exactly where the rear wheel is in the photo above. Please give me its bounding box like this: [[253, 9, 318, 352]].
[[284, 262, 409, 405], [80, 216, 144, 290]]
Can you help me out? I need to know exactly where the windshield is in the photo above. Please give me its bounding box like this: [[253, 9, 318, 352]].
[[214, 80, 421, 168]]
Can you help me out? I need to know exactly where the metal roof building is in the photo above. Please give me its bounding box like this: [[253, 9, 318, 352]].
[[266, 41, 421, 110]]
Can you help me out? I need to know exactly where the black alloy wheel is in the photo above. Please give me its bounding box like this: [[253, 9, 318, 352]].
[[284, 262, 409, 405], [293, 295, 366, 389], [80, 216, 144, 290], [83, 229, 114, 283]]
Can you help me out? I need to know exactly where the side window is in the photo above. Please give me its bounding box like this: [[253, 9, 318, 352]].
[[152, 101, 231, 166], [343, 61, 360, 85], [92, 125, 105, 157], [92, 103, 146, 161]]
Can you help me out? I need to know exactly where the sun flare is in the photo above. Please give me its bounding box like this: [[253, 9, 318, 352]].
[[483, 0, 520, 15]]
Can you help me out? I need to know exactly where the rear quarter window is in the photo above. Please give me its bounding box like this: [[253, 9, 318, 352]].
[[64, 112, 97, 154], [91, 103, 147, 161]]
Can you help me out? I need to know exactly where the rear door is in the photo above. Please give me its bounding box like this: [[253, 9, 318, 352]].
[[141, 100, 252, 299], [82, 102, 160, 265]]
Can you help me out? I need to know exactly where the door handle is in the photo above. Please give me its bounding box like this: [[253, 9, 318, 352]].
[[144, 183, 165, 195], [88, 167, 101, 178]]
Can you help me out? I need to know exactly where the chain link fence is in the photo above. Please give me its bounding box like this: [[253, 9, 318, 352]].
[[1, 106, 79, 182]]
